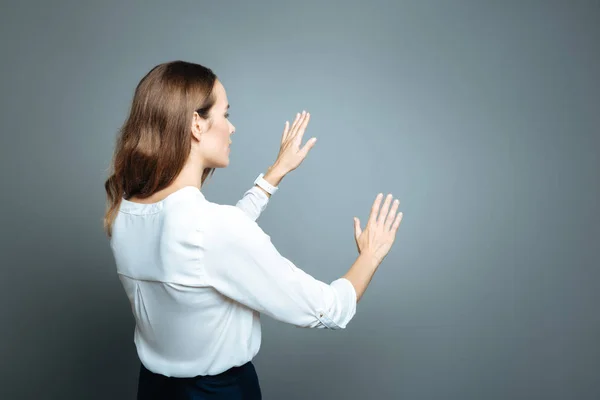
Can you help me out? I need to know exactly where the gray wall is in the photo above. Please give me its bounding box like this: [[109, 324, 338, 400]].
[[1, 1, 598, 399]]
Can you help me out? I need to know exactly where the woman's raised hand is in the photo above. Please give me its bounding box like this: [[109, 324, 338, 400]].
[[273, 111, 317, 174]]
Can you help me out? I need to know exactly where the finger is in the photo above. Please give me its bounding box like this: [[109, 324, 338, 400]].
[[294, 112, 311, 144], [392, 212, 403, 232], [368, 193, 384, 227], [287, 114, 300, 140], [281, 121, 290, 143], [290, 112, 302, 135], [377, 194, 393, 225], [385, 199, 400, 230], [298, 135, 317, 157], [291, 111, 307, 137], [354, 217, 362, 238]]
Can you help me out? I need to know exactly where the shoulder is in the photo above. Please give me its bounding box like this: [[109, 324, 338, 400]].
[[205, 204, 271, 249], [162, 190, 208, 230]]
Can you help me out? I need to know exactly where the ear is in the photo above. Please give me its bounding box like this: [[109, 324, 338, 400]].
[[191, 111, 207, 142]]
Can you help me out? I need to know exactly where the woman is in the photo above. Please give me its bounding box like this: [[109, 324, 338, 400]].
[[104, 60, 403, 399]]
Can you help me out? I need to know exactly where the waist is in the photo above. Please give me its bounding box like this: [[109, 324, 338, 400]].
[[141, 360, 253, 380]]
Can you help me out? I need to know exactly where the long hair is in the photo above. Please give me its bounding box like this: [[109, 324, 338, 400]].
[[103, 61, 217, 238]]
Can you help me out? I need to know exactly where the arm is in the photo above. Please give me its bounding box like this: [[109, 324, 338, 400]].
[[235, 165, 286, 221], [234, 186, 269, 222], [202, 206, 358, 329]]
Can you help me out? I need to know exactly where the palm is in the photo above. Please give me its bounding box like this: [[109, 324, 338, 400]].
[[275, 111, 317, 172]]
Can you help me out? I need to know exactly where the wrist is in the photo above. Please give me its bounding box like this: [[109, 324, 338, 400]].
[[359, 251, 382, 269], [263, 163, 287, 187], [253, 164, 286, 198]]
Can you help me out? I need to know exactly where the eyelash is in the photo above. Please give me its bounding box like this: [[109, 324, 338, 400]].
[[225, 113, 230, 119]]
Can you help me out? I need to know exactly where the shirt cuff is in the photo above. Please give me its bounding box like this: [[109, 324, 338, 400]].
[[316, 278, 357, 330], [248, 185, 270, 201]]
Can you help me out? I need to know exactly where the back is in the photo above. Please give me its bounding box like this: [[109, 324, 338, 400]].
[[110, 184, 357, 378], [110, 186, 261, 377]]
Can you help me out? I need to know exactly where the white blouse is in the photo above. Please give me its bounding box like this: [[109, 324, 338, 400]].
[[110, 183, 357, 377]]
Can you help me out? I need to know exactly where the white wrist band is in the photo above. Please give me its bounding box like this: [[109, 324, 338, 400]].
[[254, 173, 278, 195]]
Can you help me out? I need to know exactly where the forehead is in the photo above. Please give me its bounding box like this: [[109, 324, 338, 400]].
[[213, 80, 228, 106]]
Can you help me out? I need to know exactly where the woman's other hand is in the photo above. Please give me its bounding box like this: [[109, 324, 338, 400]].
[[353, 193, 403, 264]]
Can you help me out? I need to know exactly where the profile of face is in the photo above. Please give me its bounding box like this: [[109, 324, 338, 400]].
[[191, 79, 236, 169]]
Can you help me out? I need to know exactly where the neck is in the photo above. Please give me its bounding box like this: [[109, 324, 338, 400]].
[[127, 157, 209, 204], [171, 157, 207, 191]]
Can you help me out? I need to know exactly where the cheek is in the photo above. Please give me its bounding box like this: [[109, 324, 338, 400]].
[[221, 123, 231, 139]]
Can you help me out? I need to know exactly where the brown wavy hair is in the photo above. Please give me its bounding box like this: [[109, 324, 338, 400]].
[[103, 61, 218, 237]]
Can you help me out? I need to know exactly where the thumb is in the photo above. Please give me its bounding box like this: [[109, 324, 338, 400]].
[[299, 137, 317, 157], [353, 217, 362, 238]]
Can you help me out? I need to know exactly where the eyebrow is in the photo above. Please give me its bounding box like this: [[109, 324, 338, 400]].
[[226, 104, 230, 109]]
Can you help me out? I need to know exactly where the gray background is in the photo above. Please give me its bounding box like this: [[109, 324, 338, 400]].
[[1, 0, 598, 399]]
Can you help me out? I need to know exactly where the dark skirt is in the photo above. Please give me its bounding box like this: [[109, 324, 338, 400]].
[[137, 361, 262, 400]]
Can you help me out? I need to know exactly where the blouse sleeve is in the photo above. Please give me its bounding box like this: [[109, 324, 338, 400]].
[[235, 186, 269, 222], [201, 205, 357, 329]]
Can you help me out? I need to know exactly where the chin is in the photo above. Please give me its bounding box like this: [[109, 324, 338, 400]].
[[216, 158, 230, 168], [221, 150, 231, 167], [206, 151, 230, 169]]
